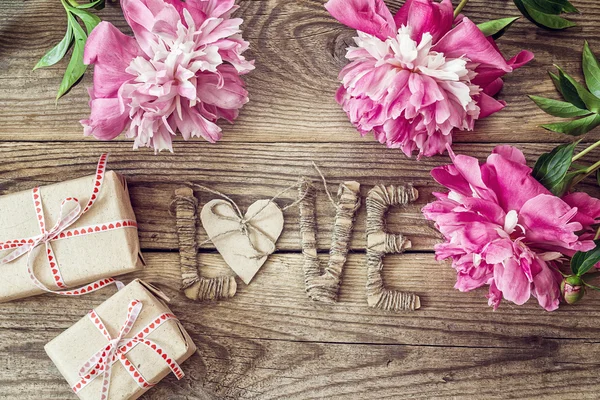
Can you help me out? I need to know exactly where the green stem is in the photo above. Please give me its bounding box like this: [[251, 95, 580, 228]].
[[454, 0, 469, 18], [594, 226, 600, 240], [584, 282, 600, 291], [585, 159, 600, 174], [549, 264, 568, 278], [570, 158, 600, 187], [572, 138, 600, 162]]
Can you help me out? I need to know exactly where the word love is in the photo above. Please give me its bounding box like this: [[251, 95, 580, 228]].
[[298, 180, 420, 312]]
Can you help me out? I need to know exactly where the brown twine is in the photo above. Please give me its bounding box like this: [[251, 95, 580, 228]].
[[298, 167, 361, 303], [186, 181, 304, 259], [365, 184, 420, 311], [173, 187, 237, 301]]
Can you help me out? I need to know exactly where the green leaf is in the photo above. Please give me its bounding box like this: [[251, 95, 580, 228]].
[[562, 0, 579, 13], [571, 240, 600, 276], [542, 114, 600, 135], [66, 6, 101, 35], [556, 69, 587, 109], [532, 141, 578, 195], [33, 22, 73, 70], [528, 0, 578, 14], [526, 6, 576, 29], [56, 13, 88, 100], [527, 0, 564, 14], [529, 95, 591, 118], [518, 0, 576, 29], [549, 71, 565, 97], [477, 17, 520, 39], [558, 68, 600, 112], [552, 169, 584, 195], [76, 0, 105, 9], [582, 41, 600, 98], [514, 0, 529, 17], [597, 169, 600, 186]]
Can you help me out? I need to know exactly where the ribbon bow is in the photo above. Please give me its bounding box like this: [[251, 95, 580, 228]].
[[73, 300, 184, 399], [0, 154, 137, 296]]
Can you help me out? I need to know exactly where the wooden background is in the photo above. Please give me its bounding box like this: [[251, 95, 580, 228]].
[[2, 0, 600, 398]]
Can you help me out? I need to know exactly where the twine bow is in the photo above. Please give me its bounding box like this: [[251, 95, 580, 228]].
[[73, 300, 184, 399], [205, 201, 278, 260], [0, 154, 137, 296], [187, 182, 307, 261]]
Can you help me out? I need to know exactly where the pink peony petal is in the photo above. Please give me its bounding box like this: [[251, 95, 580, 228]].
[[430, 163, 472, 196], [508, 50, 535, 69], [324, 0, 396, 40], [520, 194, 596, 254], [81, 97, 129, 140], [531, 258, 561, 311], [197, 0, 238, 19], [196, 65, 249, 113], [447, 147, 497, 202], [482, 78, 504, 97], [84, 22, 143, 98], [487, 281, 503, 310], [403, 0, 454, 43], [494, 259, 531, 306], [121, 0, 161, 56], [477, 92, 506, 119], [483, 239, 513, 265], [393, 0, 412, 27], [434, 18, 511, 68], [562, 192, 600, 229], [482, 152, 548, 212], [492, 145, 527, 165]]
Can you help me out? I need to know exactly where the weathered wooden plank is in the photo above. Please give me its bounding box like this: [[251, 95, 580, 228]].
[[3, 253, 600, 348], [0, 141, 598, 252], [3, 329, 600, 399], [1, 0, 600, 143], [2, 253, 600, 399]]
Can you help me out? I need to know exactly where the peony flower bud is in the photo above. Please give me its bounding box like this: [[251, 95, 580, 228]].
[[561, 276, 585, 305]]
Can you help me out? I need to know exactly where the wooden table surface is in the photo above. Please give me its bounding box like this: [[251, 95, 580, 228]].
[[2, 0, 600, 399]]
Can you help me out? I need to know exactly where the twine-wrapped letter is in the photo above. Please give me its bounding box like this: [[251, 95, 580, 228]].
[[173, 187, 236, 301], [298, 178, 361, 302], [366, 184, 420, 311]]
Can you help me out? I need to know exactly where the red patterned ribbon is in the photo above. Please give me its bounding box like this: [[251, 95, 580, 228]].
[[72, 300, 184, 399], [0, 154, 137, 296]]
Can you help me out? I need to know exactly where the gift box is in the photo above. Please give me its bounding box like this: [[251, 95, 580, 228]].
[[45, 279, 197, 400], [0, 154, 144, 302]]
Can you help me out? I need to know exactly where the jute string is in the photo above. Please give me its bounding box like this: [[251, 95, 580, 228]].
[[173, 187, 237, 301], [172, 181, 305, 301], [189, 182, 305, 259], [366, 184, 420, 311], [298, 164, 361, 303]]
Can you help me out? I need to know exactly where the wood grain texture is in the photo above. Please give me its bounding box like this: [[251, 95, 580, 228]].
[[0, 141, 598, 252], [3, 253, 600, 399], [2, 0, 600, 398], [1, 0, 600, 144]]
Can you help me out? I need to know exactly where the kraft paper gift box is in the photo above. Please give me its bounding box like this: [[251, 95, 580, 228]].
[[45, 279, 197, 400], [0, 155, 144, 302]]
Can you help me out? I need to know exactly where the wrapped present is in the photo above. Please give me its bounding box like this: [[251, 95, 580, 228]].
[[0, 154, 144, 302], [45, 279, 197, 400]]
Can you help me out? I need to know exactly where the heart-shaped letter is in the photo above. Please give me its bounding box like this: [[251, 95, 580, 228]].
[[200, 199, 284, 284]]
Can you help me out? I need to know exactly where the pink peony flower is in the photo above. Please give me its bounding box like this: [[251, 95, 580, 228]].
[[81, 0, 254, 152], [422, 145, 600, 311], [325, 0, 534, 158]]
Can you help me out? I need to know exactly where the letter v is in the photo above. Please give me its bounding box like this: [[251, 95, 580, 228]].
[[297, 178, 360, 303]]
